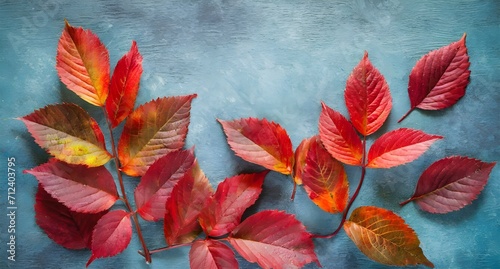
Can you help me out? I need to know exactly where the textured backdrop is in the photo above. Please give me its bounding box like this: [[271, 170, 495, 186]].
[[1, 1, 499, 268]]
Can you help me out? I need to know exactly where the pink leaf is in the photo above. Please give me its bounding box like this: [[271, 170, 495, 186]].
[[319, 102, 363, 165], [164, 160, 213, 245], [345, 51, 392, 136], [401, 156, 496, 213], [35, 185, 107, 249], [189, 240, 238, 269], [135, 149, 196, 221], [399, 34, 470, 122], [199, 171, 268, 237], [218, 118, 294, 174], [367, 128, 443, 168], [25, 159, 118, 213], [228, 210, 320, 269], [86, 210, 132, 267], [106, 41, 143, 128]]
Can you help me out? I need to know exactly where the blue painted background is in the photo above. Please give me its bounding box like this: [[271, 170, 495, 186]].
[[1, 1, 499, 268]]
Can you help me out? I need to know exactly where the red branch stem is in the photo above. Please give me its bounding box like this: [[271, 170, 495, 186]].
[[313, 135, 367, 239], [102, 108, 151, 263]]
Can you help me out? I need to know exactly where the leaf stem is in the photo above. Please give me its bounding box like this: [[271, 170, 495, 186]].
[[141, 241, 196, 256], [313, 136, 367, 239], [398, 107, 415, 123], [102, 108, 151, 263]]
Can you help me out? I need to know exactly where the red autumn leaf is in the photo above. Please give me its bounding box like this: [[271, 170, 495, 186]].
[[401, 156, 496, 213], [228, 210, 320, 269], [135, 148, 196, 221], [118, 94, 197, 176], [199, 171, 268, 237], [56, 20, 109, 106], [25, 159, 118, 213], [86, 210, 132, 267], [367, 128, 442, 169], [18, 103, 112, 167], [105, 41, 143, 128], [319, 102, 363, 165], [189, 240, 238, 269], [344, 206, 434, 268], [218, 118, 294, 175], [301, 136, 348, 214], [164, 160, 213, 245], [399, 34, 470, 122], [34, 185, 107, 249], [293, 136, 315, 185], [344, 51, 392, 136]]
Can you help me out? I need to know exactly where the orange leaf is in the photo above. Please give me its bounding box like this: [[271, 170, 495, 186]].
[[18, 103, 111, 167], [164, 160, 213, 245], [301, 136, 348, 213], [344, 206, 434, 268], [218, 118, 294, 174], [56, 20, 110, 106], [344, 51, 392, 136], [105, 41, 143, 128], [118, 94, 196, 176]]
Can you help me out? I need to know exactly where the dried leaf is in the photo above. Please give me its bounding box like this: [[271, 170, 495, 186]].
[[345, 51, 392, 136], [18, 103, 111, 167], [86, 210, 132, 267], [25, 159, 118, 213], [135, 149, 196, 221], [56, 20, 109, 106], [199, 171, 268, 237], [34, 185, 107, 249], [106, 41, 143, 127], [164, 160, 213, 245], [319, 102, 363, 165], [301, 136, 348, 214], [118, 94, 196, 176], [399, 34, 470, 122], [401, 156, 496, 213], [228, 210, 320, 269], [218, 118, 294, 174], [344, 206, 434, 268], [189, 240, 238, 269], [367, 128, 442, 168]]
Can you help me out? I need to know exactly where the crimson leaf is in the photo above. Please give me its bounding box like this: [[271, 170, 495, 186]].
[[367, 128, 443, 168], [399, 34, 470, 122], [401, 156, 496, 213], [344, 51, 392, 136], [164, 160, 213, 245], [319, 102, 363, 166], [35, 184, 107, 249], [86, 210, 132, 267], [228, 210, 320, 269], [199, 171, 268, 237], [189, 240, 238, 269], [135, 148, 196, 221], [105, 40, 143, 128], [25, 159, 118, 213], [218, 118, 294, 174]]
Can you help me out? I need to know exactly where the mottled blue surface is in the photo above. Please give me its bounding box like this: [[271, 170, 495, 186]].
[[1, 1, 499, 268]]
